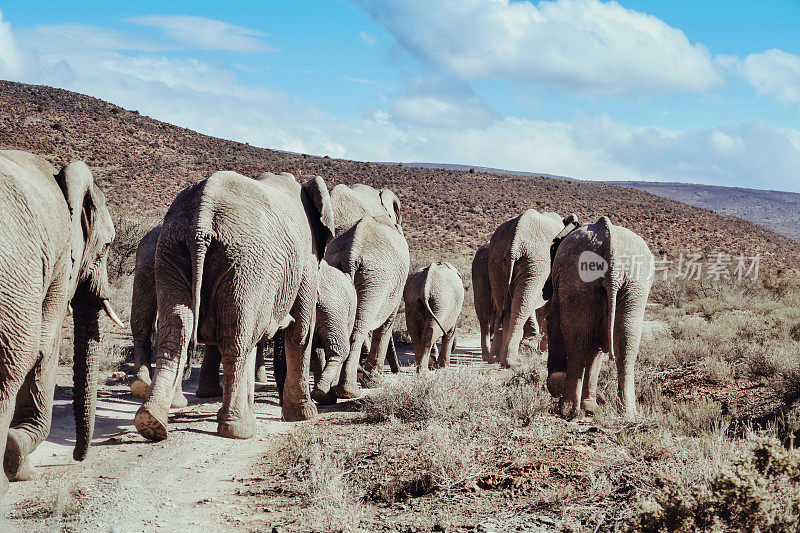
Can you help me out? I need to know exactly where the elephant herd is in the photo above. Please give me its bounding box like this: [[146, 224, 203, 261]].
[[0, 149, 654, 493]]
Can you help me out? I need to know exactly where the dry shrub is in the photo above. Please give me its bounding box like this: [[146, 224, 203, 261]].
[[276, 430, 366, 533], [628, 436, 800, 532]]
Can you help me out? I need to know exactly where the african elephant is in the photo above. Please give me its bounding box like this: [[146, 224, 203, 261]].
[[129, 225, 268, 402], [488, 210, 565, 368], [471, 244, 495, 362], [404, 262, 465, 372], [274, 259, 358, 405], [324, 184, 409, 392], [0, 150, 121, 491], [134, 171, 334, 441], [546, 216, 654, 420]]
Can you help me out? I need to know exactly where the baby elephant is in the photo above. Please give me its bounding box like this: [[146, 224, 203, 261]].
[[404, 262, 465, 372]]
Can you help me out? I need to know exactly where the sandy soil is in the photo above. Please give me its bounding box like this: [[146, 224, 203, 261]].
[[2, 336, 484, 532]]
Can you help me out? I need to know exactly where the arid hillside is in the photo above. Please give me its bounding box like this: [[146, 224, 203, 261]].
[[1, 79, 799, 275]]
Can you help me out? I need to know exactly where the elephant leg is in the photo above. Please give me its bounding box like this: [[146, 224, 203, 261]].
[[614, 296, 646, 420], [580, 350, 603, 415], [386, 335, 400, 374], [438, 329, 456, 369], [171, 348, 189, 409], [255, 343, 268, 383], [130, 338, 153, 399], [311, 338, 325, 386], [273, 330, 287, 406], [558, 344, 586, 420], [217, 343, 257, 439], [414, 328, 435, 373], [362, 316, 396, 386], [479, 316, 492, 362], [546, 298, 567, 397], [196, 344, 223, 398], [312, 330, 347, 405], [281, 262, 318, 422], [135, 295, 191, 442], [499, 286, 539, 369], [488, 313, 503, 364], [7, 350, 56, 482], [336, 331, 365, 399]]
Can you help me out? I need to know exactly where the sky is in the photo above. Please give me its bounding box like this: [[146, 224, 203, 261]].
[[0, 1, 799, 191]]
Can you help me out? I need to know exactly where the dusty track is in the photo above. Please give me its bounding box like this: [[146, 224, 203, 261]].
[[3, 337, 484, 532]]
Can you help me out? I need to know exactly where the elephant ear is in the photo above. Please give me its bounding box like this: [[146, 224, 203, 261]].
[[301, 176, 335, 260], [379, 188, 403, 233], [55, 161, 96, 291]]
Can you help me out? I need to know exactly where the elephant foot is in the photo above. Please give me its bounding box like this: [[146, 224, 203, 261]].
[[547, 372, 566, 397], [360, 370, 384, 389], [581, 398, 599, 415], [311, 386, 338, 405], [171, 390, 188, 409], [255, 366, 268, 383], [335, 383, 361, 399], [4, 429, 35, 482], [130, 367, 152, 399], [557, 398, 580, 420], [282, 400, 318, 422], [135, 403, 169, 441], [218, 415, 256, 439], [196, 381, 223, 398]]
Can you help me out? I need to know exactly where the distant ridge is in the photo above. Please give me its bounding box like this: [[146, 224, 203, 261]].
[[1, 78, 798, 273], [383, 161, 574, 181]]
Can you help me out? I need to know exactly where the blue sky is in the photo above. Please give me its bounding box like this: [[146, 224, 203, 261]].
[[1, 1, 799, 191]]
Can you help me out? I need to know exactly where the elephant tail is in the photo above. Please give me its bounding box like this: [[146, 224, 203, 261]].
[[422, 263, 447, 335], [605, 282, 618, 360], [189, 231, 211, 354]]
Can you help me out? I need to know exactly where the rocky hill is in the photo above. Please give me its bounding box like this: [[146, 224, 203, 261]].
[[607, 180, 800, 243], [1, 79, 798, 275]]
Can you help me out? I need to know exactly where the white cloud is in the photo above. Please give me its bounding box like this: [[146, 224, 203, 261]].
[[358, 30, 377, 46], [351, 0, 723, 96], [128, 15, 274, 52], [390, 75, 497, 129], [0, 9, 24, 77], [3, 12, 800, 192], [740, 49, 800, 103]]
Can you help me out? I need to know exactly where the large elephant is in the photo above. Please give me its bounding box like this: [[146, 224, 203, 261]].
[[129, 225, 268, 402], [324, 184, 409, 392], [471, 244, 495, 362], [546, 216, 653, 420], [0, 150, 121, 492], [134, 171, 334, 441], [404, 262, 465, 372], [487, 210, 565, 367]]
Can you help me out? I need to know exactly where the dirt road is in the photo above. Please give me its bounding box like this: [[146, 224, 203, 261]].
[[3, 336, 483, 532]]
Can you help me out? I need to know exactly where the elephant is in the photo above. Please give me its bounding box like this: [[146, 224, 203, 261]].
[[487, 210, 571, 368], [404, 262, 465, 372], [0, 150, 121, 492], [274, 260, 358, 405], [134, 170, 334, 441], [324, 184, 410, 392], [128, 225, 268, 402], [471, 244, 495, 362], [546, 216, 654, 420]]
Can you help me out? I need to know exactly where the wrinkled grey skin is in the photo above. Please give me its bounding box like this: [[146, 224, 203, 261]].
[[134, 171, 334, 441], [324, 184, 409, 392], [129, 225, 268, 403], [0, 150, 120, 492], [471, 244, 495, 362], [404, 262, 465, 372], [309, 260, 357, 403], [488, 210, 563, 368], [546, 217, 653, 420]]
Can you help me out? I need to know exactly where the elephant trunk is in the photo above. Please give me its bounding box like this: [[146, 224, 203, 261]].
[[72, 287, 102, 461]]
